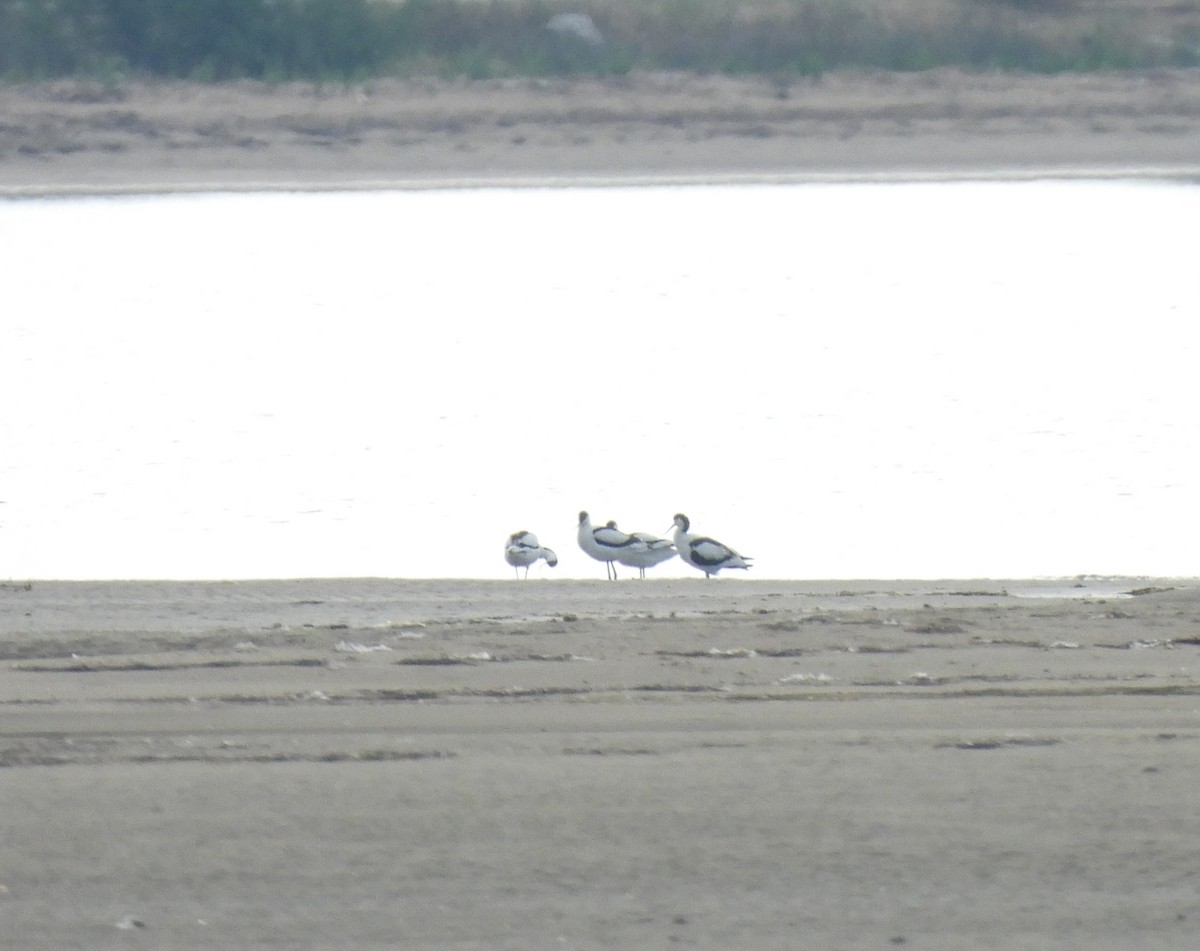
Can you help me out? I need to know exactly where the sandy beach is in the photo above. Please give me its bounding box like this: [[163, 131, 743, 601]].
[[3, 577, 1200, 949], [3, 69, 1200, 195]]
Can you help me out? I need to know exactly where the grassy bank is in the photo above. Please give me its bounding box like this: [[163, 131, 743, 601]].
[[2, 0, 1199, 82]]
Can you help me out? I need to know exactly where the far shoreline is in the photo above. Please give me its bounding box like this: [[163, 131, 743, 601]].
[[4, 163, 1200, 200], [3, 69, 1199, 198]]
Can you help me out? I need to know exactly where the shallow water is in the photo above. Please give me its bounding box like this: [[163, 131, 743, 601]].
[[2, 181, 1197, 580]]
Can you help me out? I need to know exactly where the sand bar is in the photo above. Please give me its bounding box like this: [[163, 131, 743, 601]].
[[3, 69, 1200, 196], [3, 577, 1200, 948]]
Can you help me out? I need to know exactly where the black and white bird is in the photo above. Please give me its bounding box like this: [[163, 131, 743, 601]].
[[504, 530, 558, 579], [607, 521, 676, 579], [669, 513, 751, 578], [577, 511, 646, 580]]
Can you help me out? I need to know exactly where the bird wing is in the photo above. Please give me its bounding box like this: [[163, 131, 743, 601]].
[[593, 525, 642, 549], [688, 536, 736, 566], [632, 532, 673, 551]]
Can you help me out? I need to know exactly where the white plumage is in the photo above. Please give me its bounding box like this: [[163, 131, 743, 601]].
[[669, 513, 751, 578], [504, 530, 558, 579], [608, 521, 677, 579], [577, 510, 646, 580]]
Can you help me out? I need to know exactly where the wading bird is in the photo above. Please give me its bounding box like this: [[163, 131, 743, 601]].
[[669, 513, 751, 578], [577, 511, 645, 580], [607, 521, 676, 579], [504, 530, 557, 579]]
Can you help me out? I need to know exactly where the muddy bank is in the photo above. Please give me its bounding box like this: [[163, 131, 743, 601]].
[[3, 70, 1200, 196]]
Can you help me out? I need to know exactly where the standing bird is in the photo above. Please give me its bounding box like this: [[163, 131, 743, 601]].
[[504, 530, 558, 579], [607, 521, 676, 579], [577, 511, 646, 580], [669, 513, 751, 578]]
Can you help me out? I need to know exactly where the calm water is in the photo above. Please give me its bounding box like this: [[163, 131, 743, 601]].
[[2, 181, 1197, 580]]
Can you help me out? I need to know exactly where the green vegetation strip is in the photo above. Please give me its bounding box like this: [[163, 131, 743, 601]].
[[3, 0, 1198, 82]]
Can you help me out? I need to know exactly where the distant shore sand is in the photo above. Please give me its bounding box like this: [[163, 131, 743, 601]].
[[3, 69, 1200, 196], [3, 577, 1199, 948]]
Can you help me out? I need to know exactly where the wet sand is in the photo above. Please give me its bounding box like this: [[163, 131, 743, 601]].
[[3, 577, 1200, 948], [3, 69, 1200, 196]]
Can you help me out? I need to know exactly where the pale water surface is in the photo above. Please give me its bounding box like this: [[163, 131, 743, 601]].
[[2, 181, 1197, 580]]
